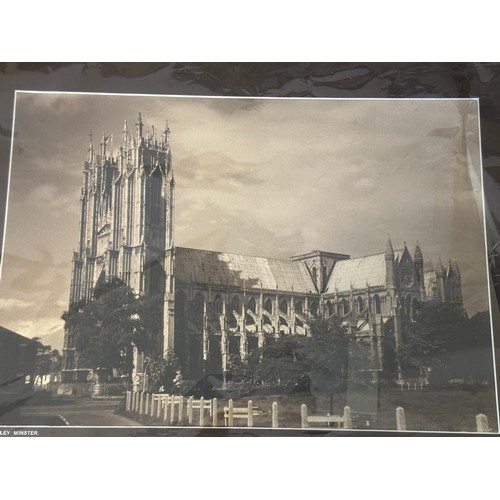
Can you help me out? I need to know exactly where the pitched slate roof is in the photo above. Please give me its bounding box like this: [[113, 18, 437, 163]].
[[325, 249, 403, 293], [174, 247, 316, 293]]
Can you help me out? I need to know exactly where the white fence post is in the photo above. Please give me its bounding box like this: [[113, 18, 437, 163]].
[[163, 395, 170, 424], [145, 393, 150, 417], [157, 395, 162, 419], [247, 400, 253, 427], [212, 398, 218, 427], [476, 414, 490, 432], [187, 396, 194, 425], [170, 396, 176, 424], [343, 406, 352, 429], [139, 392, 145, 415], [272, 401, 278, 428], [199, 396, 205, 427], [134, 391, 139, 412], [396, 406, 406, 431], [151, 394, 156, 417], [178, 396, 185, 425], [301, 404, 308, 428], [228, 399, 234, 427], [125, 391, 130, 411]]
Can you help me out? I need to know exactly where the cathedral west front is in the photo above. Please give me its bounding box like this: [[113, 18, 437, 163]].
[[61, 114, 464, 386]]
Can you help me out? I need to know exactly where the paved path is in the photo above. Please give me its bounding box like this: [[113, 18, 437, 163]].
[[14, 398, 138, 426]]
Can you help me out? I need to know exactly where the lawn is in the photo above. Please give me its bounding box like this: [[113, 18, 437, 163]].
[[123, 386, 498, 433], [240, 386, 498, 432]]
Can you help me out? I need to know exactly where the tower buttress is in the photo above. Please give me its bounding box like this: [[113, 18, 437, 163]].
[[88, 131, 94, 163], [450, 258, 463, 309], [414, 241, 425, 300], [436, 257, 445, 301], [385, 234, 395, 296]]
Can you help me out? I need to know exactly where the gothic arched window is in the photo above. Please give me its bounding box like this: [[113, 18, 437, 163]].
[[373, 294, 381, 314], [193, 293, 205, 327], [280, 299, 288, 315], [341, 299, 350, 316], [357, 296, 364, 314], [248, 296, 256, 313], [295, 300, 303, 315], [405, 294, 412, 318], [310, 301, 318, 317], [213, 295, 223, 315], [326, 300, 334, 317], [264, 298, 273, 314]]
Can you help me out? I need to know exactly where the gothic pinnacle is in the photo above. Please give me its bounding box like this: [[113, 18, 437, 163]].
[[414, 241, 423, 261], [385, 234, 394, 259], [123, 120, 128, 142]]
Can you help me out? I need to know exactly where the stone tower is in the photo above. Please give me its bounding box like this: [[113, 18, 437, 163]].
[[62, 114, 175, 383]]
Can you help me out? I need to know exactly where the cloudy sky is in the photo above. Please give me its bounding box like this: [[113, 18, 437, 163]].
[[0, 93, 490, 349]]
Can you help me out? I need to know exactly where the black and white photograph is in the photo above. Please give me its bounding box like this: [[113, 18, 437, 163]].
[[0, 91, 497, 434]]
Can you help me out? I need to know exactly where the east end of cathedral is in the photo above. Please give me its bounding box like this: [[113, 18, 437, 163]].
[[61, 115, 464, 386]]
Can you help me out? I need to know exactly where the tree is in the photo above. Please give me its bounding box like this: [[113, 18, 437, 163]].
[[34, 344, 61, 376], [61, 279, 162, 378], [231, 317, 362, 411], [401, 302, 493, 385], [147, 350, 183, 393]]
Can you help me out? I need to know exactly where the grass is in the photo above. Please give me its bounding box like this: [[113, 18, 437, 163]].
[[121, 386, 498, 433]]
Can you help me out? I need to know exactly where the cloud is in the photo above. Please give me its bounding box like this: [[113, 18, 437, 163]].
[[428, 126, 461, 139], [0, 298, 33, 311], [10, 317, 65, 350], [176, 151, 264, 191]]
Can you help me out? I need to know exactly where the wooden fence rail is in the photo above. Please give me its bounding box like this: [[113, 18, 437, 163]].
[[125, 392, 492, 432], [223, 399, 265, 427], [301, 404, 352, 429]]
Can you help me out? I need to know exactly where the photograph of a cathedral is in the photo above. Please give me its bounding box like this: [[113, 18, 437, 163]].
[[1, 93, 498, 433]]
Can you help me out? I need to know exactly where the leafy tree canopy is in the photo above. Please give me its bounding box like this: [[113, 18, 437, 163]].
[[61, 279, 162, 376], [147, 350, 182, 393], [231, 317, 365, 393], [402, 303, 494, 384]]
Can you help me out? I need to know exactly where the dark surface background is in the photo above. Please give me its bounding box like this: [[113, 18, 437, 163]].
[[1, 62, 499, 436]]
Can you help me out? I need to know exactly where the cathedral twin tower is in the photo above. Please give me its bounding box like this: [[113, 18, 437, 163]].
[[63, 114, 175, 382], [62, 114, 463, 385]]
